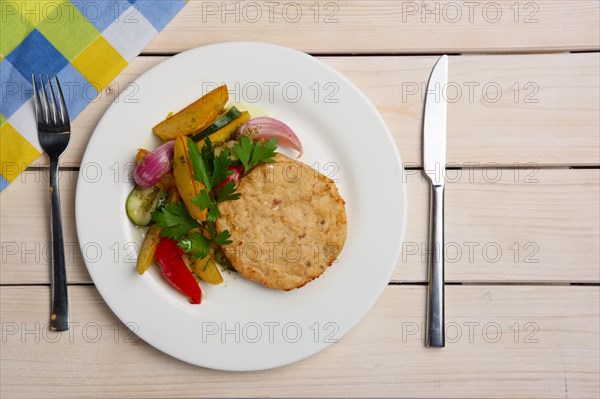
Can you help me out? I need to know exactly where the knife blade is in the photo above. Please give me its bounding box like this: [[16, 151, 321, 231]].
[[423, 55, 448, 348]]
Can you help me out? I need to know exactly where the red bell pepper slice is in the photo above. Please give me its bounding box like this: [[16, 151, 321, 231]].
[[155, 238, 201, 304]]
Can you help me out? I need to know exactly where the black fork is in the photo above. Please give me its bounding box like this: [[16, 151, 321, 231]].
[[32, 74, 71, 331]]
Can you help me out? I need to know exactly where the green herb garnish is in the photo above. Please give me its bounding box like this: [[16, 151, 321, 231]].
[[152, 135, 277, 261], [152, 202, 200, 240], [178, 231, 210, 259], [233, 135, 278, 172]]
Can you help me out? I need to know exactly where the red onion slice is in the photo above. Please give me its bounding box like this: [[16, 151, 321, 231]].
[[237, 117, 303, 157], [134, 140, 175, 188]]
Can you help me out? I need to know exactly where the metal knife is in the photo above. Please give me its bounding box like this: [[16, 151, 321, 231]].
[[423, 55, 448, 348]]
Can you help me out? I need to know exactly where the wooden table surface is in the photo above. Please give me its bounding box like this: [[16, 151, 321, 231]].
[[1, 1, 599, 398]]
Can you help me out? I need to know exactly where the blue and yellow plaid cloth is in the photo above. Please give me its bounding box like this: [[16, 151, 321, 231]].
[[0, 0, 187, 191]]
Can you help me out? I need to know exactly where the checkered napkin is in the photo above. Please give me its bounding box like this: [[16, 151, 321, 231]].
[[0, 0, 187, 191]]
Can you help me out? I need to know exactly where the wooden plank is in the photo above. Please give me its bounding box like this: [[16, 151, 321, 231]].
[[1, 285, 598, 398], [143, 0, 600, 54], [29, 53, 600, 168], [401, 168, 600, 283], [0, 170, 88, 284], [327, 53, 600, 167], [2, 169, 598, 285]]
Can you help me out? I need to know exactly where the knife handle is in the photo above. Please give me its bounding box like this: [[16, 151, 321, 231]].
[[426, 184, 445, 347]]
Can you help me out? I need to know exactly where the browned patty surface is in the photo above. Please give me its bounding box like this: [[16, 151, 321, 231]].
[[216, 153, 347, 290]]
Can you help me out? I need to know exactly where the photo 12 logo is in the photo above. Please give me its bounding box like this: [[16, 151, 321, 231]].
[[200, 1, 340, 24], [401, 320, 540, 344], [1, 1, 141, 25], [401, 1, 540, 24], [403, 162, 540, 185], [0, 80, 139, 109], [1, 321, 141, 344], [401, 81, 540, 104], [402, 241, 540, 265], [200, 321, 340, 344], [201, 81, 340, 104]]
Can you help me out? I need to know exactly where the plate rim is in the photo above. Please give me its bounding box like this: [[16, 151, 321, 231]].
[[75, 41, 407, 370]]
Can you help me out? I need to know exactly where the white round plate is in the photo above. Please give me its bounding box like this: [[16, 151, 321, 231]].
[[76, 42, 406, 371]]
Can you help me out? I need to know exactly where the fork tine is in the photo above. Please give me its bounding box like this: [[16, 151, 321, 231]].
[[38, 74, 50, 124], [54, 74, 69, 125], [46, 75, 58, 124], [31, 75, 44, 124]]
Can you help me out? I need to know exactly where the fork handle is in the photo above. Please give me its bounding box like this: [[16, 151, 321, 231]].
[[49, 160, 69, 331], [426, 184, 445, 347]]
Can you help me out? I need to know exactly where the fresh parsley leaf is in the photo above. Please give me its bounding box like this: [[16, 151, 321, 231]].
[[215, 180, 241, 203], [200, 138, 216, 189], [188, 137, 235, 193], [187, 137, 210, 189], [213, 230, 233, 246], [205, 221, 217, 239], [233, 136, 252, 170], [191, 190, 212, 210], [178, 231, 211, 259], [178, 135, 244, 256], [210, 148, 232, 189], [200, 138, 215, 167], [151, 202, 200, 240], [251, 138, 277, 166], [206, 206, 221, 223], [233, 136, 278, 172], [192, 189, 221, 223]]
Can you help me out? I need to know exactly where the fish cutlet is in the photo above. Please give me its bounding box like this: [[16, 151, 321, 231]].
[[216, 153, 347, 290]]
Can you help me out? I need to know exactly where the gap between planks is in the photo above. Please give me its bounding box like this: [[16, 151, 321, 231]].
[[139, 51, 593, 57]]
